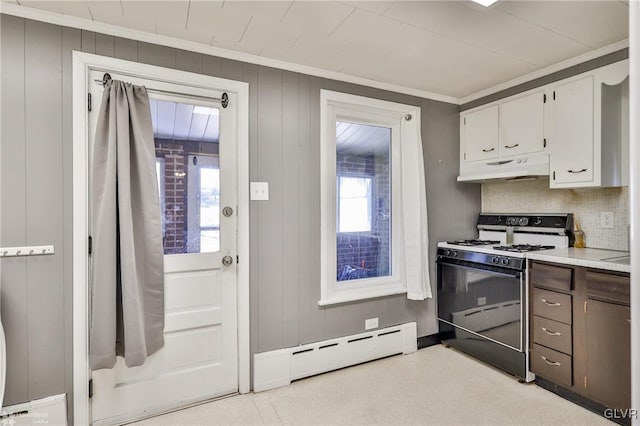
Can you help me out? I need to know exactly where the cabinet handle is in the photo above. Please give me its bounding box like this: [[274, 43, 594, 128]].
[[504, 144, 519, 149], [541, 355, 561, 366], [568, 168, 588, 174], [482, 147, 495, 153], [541, 327, 561, 336], [540, 298, 561, 307]]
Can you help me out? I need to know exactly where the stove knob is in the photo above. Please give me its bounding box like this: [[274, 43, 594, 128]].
[[451, 250, 458, 257], [534, 217, 542, 226], [500, 257, 510, 266], [519, 217, 529, 226], [491, 256, 499, 264], [444, 249, 451, 256]]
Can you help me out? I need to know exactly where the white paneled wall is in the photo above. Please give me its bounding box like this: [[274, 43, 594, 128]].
[[482, 178, 629, 251]]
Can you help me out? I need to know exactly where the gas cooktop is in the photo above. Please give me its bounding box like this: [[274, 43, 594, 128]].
[[492, 244, 556, 253], [445, 239, 500, 246]]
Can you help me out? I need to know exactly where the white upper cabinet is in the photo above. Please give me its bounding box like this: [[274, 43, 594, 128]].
[[461, 105, 499, 162], [499, 91, 545, 158], [550, 76, 595, 185], [549, 60, 629, 189]]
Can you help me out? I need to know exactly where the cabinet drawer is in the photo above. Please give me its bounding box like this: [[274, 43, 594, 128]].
[[531, 344, 572, 387], [586, 270, 630, 305], [530, 262, 573, 291], [532, 288, 572, 324], [532, 316, 572, 355]]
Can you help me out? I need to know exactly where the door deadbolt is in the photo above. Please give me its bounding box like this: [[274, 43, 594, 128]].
[[222, 206, 233, 217], [222, 255, 234, 266]]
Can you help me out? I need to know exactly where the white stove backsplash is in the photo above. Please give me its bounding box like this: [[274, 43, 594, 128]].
[[482, 177, 629, 251]]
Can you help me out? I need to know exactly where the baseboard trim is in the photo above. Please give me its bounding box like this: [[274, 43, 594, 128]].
[[253, 322, 417, 393], [417, 334, 441, 349], [535, 377, 630, 426]]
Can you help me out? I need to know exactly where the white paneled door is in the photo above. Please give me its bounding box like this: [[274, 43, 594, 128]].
[[87, 70, 238, 425]]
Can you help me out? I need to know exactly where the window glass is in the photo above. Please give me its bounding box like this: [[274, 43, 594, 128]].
[[336, 121, 391, 281], [151, 98, 221, 254]]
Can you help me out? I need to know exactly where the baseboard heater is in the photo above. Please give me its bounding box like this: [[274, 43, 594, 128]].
[[253, 322, 417, 392], [0, 394, 68, 426]]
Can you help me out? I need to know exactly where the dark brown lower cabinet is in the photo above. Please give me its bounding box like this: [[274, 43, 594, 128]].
[[585, 298, 631, 410], [529, 260, 631, 418]]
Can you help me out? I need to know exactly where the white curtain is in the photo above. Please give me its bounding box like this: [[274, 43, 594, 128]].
[[400, 113, 432, 300], [90, 80, 165, 370]]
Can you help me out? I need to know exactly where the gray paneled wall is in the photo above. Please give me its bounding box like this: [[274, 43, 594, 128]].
[[0, 14, 481, 419]]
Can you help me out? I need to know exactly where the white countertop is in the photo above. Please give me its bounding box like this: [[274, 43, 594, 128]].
[[526, 248, 631, 273]]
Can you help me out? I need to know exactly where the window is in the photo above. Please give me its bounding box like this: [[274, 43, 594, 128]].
[[337, 176, 372, 233], [320, 91, 423, 305], [151, 99, 221, 254]]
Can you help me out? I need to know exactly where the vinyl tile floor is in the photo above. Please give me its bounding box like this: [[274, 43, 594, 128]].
[[130, 344, 612, 426]]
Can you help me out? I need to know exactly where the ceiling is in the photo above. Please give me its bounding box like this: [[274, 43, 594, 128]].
[[337, 121, 390, 155], [3, 0, 629, 99]]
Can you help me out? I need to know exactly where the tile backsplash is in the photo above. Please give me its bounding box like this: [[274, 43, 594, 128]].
[[482, 178, 629, 251]]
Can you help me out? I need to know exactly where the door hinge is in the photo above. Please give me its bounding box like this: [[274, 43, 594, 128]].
[[88, 93, 92, 112], [553, 91, 556, 100], [584, 376, 588, 388], [584, 300, 588, 313], [88, 236, 93, 255], [543, 94, 547, 103], [543, 138, 547, 148], [89, 379, 93, 398]]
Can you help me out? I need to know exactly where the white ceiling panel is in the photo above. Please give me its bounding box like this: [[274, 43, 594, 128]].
[[187, 112, 209, 141], [8, 0, 629, 100], [173, 103, 194, 140], [498, 1, 629, 49], [330, 9, 402, 56], [222, 1, 293, 24], [19, 1, 92, 19], [343, 1, 396, 16], [280, 1, 355, 37], [203, 114, 220, 142], [187, 1, 250, 46]]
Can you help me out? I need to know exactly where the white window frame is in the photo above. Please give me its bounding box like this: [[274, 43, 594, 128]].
[[337, 175, 373, 233], [320, 90, 413, 306]]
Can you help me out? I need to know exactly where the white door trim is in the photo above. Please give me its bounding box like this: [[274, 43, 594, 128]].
[[72, 51, 250, 425]]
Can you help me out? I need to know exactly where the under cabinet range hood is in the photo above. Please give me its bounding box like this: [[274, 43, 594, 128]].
[[457, 153, 549, 182]]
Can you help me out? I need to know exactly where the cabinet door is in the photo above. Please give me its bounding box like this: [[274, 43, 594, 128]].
[[585, 299, 630, 409], [462, 105, 499, 162], [551, 76, 594, 185], [499, 92, 544, 157]]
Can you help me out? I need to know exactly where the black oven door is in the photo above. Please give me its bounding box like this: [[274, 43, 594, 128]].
[[437, 259, 524, 352]]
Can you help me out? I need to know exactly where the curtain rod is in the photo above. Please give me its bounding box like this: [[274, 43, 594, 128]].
[[94, 73, 229, 108]]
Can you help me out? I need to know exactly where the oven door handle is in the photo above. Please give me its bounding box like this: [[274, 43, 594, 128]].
[[436, 260, 522, 279]]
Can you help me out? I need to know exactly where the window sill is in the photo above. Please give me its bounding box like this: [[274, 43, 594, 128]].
[[318, 287, 406, 306]]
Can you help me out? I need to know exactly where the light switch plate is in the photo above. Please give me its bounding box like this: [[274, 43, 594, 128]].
[[250, 182, 269, 201]]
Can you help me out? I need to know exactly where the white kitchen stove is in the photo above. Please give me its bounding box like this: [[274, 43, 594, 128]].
[[436, 213, 575, 382]]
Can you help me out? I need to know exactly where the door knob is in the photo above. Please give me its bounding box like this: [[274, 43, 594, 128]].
[[222, 206, 233, 217], [222, 255, 234, 266]]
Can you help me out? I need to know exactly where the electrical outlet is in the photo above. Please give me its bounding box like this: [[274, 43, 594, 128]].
[[478, 297, 487, 306], [365, 318, 379, 330], [600, 211, 614, 229]]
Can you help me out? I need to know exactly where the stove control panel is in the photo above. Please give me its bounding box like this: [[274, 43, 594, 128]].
[[437, 248, 524, 270]]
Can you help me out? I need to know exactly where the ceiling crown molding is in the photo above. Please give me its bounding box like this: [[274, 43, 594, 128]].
[[0, 2, 460, 105]]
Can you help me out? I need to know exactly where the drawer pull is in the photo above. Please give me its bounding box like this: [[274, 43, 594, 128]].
[[540, 298, 561, 307], [541, 327, 561, 336], [482, 147, 495, 153], [540, 355, 561, 366], [504, 144, 519, 149], [567, 168, 587, 174]]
